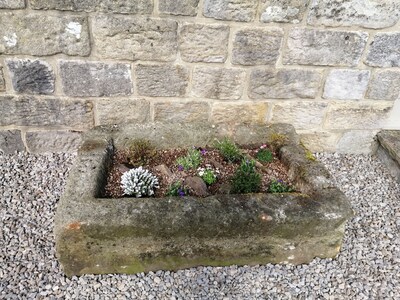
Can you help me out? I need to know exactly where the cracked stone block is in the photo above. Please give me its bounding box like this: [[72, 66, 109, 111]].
[[308, 0, 400, 29], [159, 0, 199, 16], [323, 69, 370, 100], [154, 101, 210, 122], [179, 23, 229, 63], [0, 12, 90, 56], [365, 33, 400, 67], [26, 131, 83, 153], [283, 28, 368, 67], [92, 15, 177, 62], [0, 130, 24, 154], [136, 64, 189, 97], [232, 28, 283, 66], [203, 0, 258, 22], [6, 59, 55, 95], [191, 67, 245, 100], [367, 71, 400, 101], [30, 0, 153, 14], [97, 98, 150, 125], [60, 61, 132, 97], [260, 0, 308, 24], [249, 68, 322, 99], [0, 95, 94, 128]]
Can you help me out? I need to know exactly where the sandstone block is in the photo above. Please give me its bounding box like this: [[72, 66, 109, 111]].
[[0, 130, 24, 154], [97, 99, 150, 125], [249, 68, 322, 99], [323, 69, 370, 100], [336, 130, 378, 154], [60, 61, 132, 97], [211, 102, 268, 125], [0, 96, 93, 128], [325, 102, 393, 130], [26, 131, 82, 153], [365, 33, 400, 67], [0, 66, 5, 91], [299, 131, 341, 153], [0, 0, 25, 9], [271, 101, 328, 130], [179, 23, 229, 63], [154, 101, 210, 123], [159, 0, 199, 16], [0, 12, 90, 56], [283, 28, 368, 67], [260, 0, 308, 24], [136, 64, 189, 97], [367, 71, 400, 101], [308, 0, 400, 29], [232, 28, 283, 65], [6, 59, 55, 95], [203, 0, 258, 22], [30, 0, 153, 14], [93, 15, 177, 62], [191, 67, 245, 100]]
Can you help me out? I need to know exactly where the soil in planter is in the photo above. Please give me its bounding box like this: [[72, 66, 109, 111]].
[[103, 142, 295, 198]]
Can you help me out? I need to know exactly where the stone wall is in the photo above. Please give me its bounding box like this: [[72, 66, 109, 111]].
[[0, 0, 399, 154]]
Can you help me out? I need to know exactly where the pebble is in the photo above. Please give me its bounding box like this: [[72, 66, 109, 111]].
[[1, 152, 399, 299]]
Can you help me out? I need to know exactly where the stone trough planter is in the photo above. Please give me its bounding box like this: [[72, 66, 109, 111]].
[[55, 123, 353, 276]]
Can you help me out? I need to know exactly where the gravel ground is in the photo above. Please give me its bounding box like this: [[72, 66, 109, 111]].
[[1, 152, 399, 299]]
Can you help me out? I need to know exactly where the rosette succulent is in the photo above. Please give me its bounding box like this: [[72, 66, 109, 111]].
[[121, 167, 159, 197]]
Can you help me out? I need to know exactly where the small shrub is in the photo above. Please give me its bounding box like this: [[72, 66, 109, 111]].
[[176, 148, 202, 170], [127, 139, 156, 167], [231, 159, 261, 194], [269, 133, 288, 151], [256, 148, 273, 163], [197, 167, 218, 185], [166, 181, 188, 197], [214, 138, 242, 162], [268, 180, 294, 193], [121, 167, 159, 197]]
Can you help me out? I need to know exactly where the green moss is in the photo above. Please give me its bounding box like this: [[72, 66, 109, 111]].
[[84, 225, 153, 240], [305, 149, 317, 161], [115, 259, 145, 274]]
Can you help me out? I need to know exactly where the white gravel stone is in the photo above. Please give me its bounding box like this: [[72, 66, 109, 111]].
[[1, 152, 399, 299]]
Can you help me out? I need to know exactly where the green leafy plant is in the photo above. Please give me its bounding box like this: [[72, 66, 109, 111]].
[[176, 148, 202, 170], [127, 139, 157, 167], [256, 148, 273, 163], [166, 181, 188, 197], [231, 159, 261, 194], [197, 167, 218, 185], [268, 180, 294, 193], [214, 138, 242, 162]]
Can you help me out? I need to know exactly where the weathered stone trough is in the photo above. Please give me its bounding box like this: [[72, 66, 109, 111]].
[[55, 123, 353, 276]]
